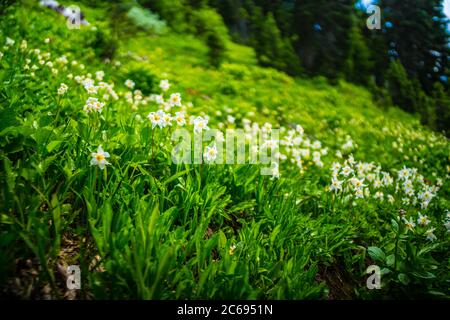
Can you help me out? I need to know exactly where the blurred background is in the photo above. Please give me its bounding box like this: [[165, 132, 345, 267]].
[[87, 0, 450, 133]]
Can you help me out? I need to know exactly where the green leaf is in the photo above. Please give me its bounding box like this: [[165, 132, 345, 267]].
[[386, 254, 395, 267], [102, 200, 113, 245], [368, 246, 385, 262], [391, 219, 398, 233], [0, 214, 14, 224], [164, 169, 190, 185], [427, 290, 448, 298], [51, 193, 62, 255], [46, 140, 62, 153], [0, 107, 19, 132], [148, 201, 160, 236], [270, 225, 281, 245], [411, 271, 436, 279], [380, 268, 391, 276], [218, 230, 227, 250], [398, 273, 410, 285], [32, 127, 53, 145], [228, 200, 256, 213]]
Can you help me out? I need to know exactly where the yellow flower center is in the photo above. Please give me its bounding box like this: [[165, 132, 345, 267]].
[[96, 154, 105, 162]]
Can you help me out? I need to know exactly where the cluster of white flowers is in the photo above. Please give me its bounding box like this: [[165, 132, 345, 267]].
[[76, 73, 119, 101], [192, 116, 209, 133], [140, 85, 326, 177], [56, 55, 68, 64], [20, 39, 27, 51], [96, 70, 104, 81], [270, 162, 280, 179], [282, 125, 327, 170], [149, 94, 182, 112], [125, 89, 149, 110], [5, 37, 15, 47], [21, 48, 56, 75], [159, 79, 170, 91], [329, 155, 391, 199], [57, 83, 68, 95], [234, 119, 327, 174], [12, 38, 440, 195], [125, 79, 135, 89], [388, 126, 450, 164], [396, 166, 438, 209], [328, 156, 440, 210], [83, 97, 105, 113], [8, 36, 123, 100], [123, 80, 181, 112], [402, 212, 437, 241], [147, 109, 174, 129], [341, 136, 356, 152]]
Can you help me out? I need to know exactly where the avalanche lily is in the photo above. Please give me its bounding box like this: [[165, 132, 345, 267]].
[[90, 146, 110, 170]]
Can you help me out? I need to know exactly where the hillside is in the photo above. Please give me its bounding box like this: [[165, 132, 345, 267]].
[[0, 1, 449, 299]]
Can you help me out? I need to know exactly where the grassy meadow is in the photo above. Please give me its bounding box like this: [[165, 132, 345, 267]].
[[0, 0, 449, 299]]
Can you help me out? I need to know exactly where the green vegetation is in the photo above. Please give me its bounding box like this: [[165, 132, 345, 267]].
[[206, 0, 450, 133], [0, 0, 449, 299]]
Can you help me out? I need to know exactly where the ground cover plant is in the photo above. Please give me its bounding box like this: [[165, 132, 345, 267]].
[[0, 0, 449, 299]]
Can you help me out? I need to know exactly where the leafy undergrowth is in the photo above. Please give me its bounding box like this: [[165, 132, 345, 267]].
[[0, 1, 449, 299]]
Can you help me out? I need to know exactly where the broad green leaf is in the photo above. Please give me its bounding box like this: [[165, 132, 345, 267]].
[[46, 140, 62, 153], [368, 246, 385, 262], [398, 273, 410, 285], [386, 254, 395, 267]]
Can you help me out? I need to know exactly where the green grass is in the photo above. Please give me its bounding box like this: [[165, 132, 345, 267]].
[[0, 0, 449, 299]]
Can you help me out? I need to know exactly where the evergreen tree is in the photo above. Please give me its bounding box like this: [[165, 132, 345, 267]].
[[209, 0, 246, 41], [206, 31, 226, 67], [345, 15, 373, 85], [251, 11, 301, 75], [291, 0, 356, 78], [380, 0, 449, 93], [386, 60, 418, 113], [431, 82, 450, 132], [139, 0, 190, 33], [191, 8, 229, 68]]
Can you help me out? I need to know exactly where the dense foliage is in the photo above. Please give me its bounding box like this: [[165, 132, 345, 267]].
[[0, 0, 449, 299]]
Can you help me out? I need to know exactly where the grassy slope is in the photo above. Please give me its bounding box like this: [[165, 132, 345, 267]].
[[124, 31, 448, 173], [0, 1, 449, 299]]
